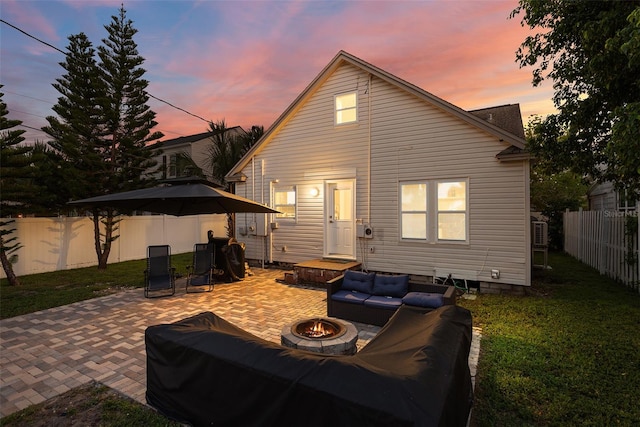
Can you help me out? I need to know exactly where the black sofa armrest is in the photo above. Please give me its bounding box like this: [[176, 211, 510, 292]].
[[326, 274, 344, 295], [407, 282, 456, 305]]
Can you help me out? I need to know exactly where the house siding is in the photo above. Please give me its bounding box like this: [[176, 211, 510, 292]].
[[588, 182, 617, 211], [365, 77, 528, 286], [236, 64, 371, 263], [234, 60, 530, 287]]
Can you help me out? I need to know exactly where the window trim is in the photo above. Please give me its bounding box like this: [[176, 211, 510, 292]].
[[399, 179, 469, 243], [334, 92, 358, 125], [436, 179, 468, 243], [168, 154, 177, 178], [273, 186, 297, 221], [400, 181, 428, 240], [618, 188, 638, 212]]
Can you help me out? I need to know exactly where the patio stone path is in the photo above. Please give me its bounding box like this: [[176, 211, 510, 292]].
[[0, 268, 480, 419]]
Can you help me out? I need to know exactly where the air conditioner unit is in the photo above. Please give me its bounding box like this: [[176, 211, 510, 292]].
[[532, 221, 548, 247]]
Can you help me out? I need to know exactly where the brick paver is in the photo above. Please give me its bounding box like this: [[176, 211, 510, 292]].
[[0, 268, 479, 418], [0, 269, 375, 417]]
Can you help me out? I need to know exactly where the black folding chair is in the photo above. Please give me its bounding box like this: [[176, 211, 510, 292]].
[[144, 245, 176, 298], [186, 243, 214, 293]]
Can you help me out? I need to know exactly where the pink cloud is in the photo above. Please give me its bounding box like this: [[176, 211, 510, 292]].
[[2, 0, 60, 54], [16, 0, 553, 141]]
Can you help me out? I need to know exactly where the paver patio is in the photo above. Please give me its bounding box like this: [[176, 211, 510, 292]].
[[0, 267, 480, 419]]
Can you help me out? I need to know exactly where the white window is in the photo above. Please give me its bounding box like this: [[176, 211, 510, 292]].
[[168, 154, 177, 177], [274, 187, 296, 219], [401, 183, 427, 239], [335, 92, 357, 125], [437, 181, 467, 241], [400, 180, 468, 242], [618, 188, 637, 212]]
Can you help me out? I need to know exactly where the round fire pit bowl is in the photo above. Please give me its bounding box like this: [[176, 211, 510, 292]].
[[281, 317, 358, 355]]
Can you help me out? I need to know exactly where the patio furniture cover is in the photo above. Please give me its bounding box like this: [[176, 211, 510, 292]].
[[145, 305, 473, 427]]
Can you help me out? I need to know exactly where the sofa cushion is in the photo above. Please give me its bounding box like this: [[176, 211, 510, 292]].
[[331, 289, 370, 304], [402, 292, 445, 308], [363, 295, 403, 310], [342, 270, 375, 294], [372, 274, 409, 298]]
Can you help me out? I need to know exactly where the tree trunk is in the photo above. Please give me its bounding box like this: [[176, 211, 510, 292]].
[[0, 248, 21, 286], [92, 209, 114, 270]]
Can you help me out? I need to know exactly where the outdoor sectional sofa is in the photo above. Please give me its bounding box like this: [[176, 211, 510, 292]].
[[327, 270, 456, 326], [145, 305, 474, 427]]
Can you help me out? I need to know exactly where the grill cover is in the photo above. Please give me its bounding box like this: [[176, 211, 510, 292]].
[[145, 305, 473, 427]]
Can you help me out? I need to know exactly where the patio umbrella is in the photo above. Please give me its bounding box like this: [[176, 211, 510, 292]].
[[68, 178, 280, 216]]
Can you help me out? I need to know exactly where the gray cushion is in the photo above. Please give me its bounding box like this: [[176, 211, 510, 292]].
[[372, 274, 409, 298], [342, 270, 375, 294]]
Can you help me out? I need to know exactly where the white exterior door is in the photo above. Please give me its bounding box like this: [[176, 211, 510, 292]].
[[325, 179, 356, 259]]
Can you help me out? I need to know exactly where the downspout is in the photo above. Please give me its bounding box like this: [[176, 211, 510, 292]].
[[252, 157, 256, 262], [524, 159, 531, 287], [368, 73, 372, 221], [261, 159, 265, 269], [269, 180, 274, 264]]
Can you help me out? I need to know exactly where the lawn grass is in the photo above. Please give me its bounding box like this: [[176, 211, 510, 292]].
[[0, 253, 193, 319], [459, 252, 640, 426], [0, 381, 180, 427]]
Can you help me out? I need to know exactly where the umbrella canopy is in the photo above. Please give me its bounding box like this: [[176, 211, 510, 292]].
[[68, 179, 280, 216]]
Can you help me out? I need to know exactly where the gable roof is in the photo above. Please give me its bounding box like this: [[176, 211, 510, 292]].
[[227, 50, 527, 177]]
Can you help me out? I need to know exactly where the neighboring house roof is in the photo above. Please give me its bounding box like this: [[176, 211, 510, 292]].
[[469, 104, 528, 161], [228, 50, 527, 178], [468, 104, 526, 139], [148, 126, 246, 150]]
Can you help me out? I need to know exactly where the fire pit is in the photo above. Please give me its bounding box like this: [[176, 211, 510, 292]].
[[281, 317, 358, 355]]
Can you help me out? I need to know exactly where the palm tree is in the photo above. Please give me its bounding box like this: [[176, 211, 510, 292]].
[[206, 120, 263, 190], [206, 120, 263, 236]]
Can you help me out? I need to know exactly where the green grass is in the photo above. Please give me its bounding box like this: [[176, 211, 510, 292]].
[[0, 253, 192, 319], [2, 251, 639, 425], [0, 381, 180, 427], [459, 252, 640, 426]]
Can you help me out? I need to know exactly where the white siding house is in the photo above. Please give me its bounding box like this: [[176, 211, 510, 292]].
[[588, 181, 637, 213], [149, 127, 245, 183], [227, 51, 531, 289]]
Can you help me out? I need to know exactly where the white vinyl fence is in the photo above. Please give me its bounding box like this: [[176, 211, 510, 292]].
[[1, 215, 227, 279], [564, 208, 639, 292]]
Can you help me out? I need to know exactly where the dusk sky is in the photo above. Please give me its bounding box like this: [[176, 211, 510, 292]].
[[1, 0, 556, 144]]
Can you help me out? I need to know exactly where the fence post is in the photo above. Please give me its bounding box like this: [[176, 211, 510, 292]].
[[578, 207, 583, 261]]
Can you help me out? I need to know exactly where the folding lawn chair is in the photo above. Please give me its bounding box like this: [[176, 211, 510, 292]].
[[144, 245, 176, 298], [186, 243, 214, 293]]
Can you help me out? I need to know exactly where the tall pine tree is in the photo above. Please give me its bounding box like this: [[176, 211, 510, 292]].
[[44, 32, 108, 204], [43, 32, 121, 270], [0, 87, 31, 285], [98, 5, 162, 191], [90, 5, 163, 269], [44, 6, 163, 269]]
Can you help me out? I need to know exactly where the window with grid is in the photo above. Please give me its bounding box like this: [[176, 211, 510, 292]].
[[400, 180, 468, 242], [437, 181, 467, 241], [335, 92, 357, 125], [274, 187, 296, 219]]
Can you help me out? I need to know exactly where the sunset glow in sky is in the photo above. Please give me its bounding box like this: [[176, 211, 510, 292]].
[[1, 0, 557, 144]]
